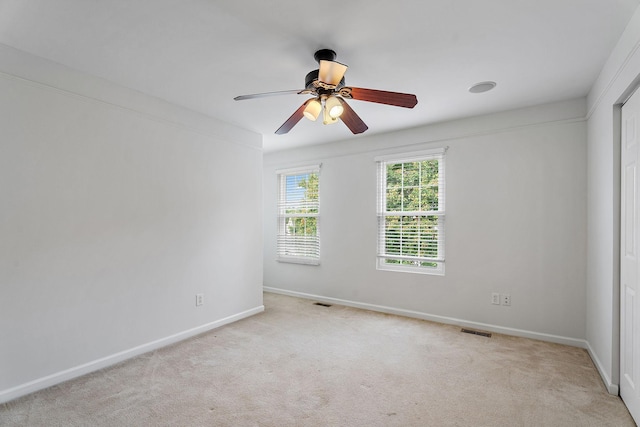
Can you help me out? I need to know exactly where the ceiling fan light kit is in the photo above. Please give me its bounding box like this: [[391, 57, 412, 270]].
[[303, 98, 322, 121], [234, 49, 418, 135], [319, 60, 349, 87], [325, 95, 344, 119], [322, 103, 339, 125]]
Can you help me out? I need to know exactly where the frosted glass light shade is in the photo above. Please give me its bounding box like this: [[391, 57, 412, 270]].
[[303, 99, 322, 121], [325, 96, 344, 119], [319, 60, 348, 86], [323, 106, 338, 125]]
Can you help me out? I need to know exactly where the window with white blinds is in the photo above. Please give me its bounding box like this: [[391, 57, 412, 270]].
[[277, 165, 320, 264], [376, 148, 446, 275]]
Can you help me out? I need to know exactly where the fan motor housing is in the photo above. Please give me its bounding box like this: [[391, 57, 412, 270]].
[[305, 69, 346, 93], [305, 70, 319, 89]]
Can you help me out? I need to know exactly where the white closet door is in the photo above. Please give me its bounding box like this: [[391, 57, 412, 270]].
[[621, 86, 640, 424]]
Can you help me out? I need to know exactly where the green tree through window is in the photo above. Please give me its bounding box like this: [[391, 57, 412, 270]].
[[287, 173, 318, 237], [277, 167, 320, 263], [377, 151, 445, 274]]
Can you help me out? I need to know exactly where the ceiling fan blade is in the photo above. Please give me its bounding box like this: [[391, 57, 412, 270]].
[[341, 87, 418, 108], [338, 98, 368, 134], [318, 60, 348, 86], [234, 89, 306, 101], [275, 101, 310, 134]]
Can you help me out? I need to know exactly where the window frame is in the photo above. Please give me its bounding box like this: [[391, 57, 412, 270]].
[[276, 165, 321, 265], [376, 148, 446, 275]]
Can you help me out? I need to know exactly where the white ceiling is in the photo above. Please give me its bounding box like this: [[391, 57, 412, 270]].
[[0, 0, 637, 151]]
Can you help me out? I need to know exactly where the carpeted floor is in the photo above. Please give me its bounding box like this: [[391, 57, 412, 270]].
[[1, 292, 635, 426]]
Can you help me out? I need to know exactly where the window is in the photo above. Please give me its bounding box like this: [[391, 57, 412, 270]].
[[376, 148, 446, 275], [277, 165, 320, 264]]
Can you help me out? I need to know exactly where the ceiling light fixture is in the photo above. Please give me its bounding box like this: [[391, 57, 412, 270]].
[[234, 49, 418, 135], [303, 95, 343, 124], [469, 81, 497, 93], [322, 104, 339, 125], [318, 60, 348, 87], [325, 95, 344, 119], [303, 98, 322, 121]]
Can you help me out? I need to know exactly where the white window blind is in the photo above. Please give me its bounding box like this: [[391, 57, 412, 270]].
[[376, 149, 446, 274], [277, 165, 320, 264]]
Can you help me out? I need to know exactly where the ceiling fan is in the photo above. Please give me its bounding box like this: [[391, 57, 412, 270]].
[[234, 49, 418, 135]]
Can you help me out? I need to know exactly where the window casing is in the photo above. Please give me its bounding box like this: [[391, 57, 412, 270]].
[[376, 149, 446, 275], [276, 166, 320, 264]]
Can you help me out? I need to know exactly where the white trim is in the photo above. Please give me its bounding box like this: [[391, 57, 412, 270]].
[[264, 286, 587, 348], [379, 210, 445, 217], [374, 147, 447, 162], [275, 164, 321, 175], [377, 254, 445, 263], [376, 152, 446, 275], [586, 341, 620, 395], [587, 28, 640, 119], [377, 258, 445, 275], [265, 287, 623, 393], [0, 71, 261, 152], [276, 167, 321, 263], [0, 305, 264, 404], [276, 257, 320, 266], [264, 115, 585, 160]]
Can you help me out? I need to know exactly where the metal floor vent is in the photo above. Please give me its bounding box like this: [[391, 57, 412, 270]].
[[313, 302, 332, 307], [461, 328, 492, 338]]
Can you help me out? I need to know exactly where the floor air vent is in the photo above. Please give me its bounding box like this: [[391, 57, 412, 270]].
[[314, 302, 332, 307], [461, 328, 492, 338]]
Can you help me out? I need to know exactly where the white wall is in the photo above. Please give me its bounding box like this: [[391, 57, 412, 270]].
[[586, 7, 640, 395], [0, 47, 263, 402], [264, 99, 587, 344]]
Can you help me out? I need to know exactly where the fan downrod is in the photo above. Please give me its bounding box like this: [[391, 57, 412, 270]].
[[314, 49, 337, 63]]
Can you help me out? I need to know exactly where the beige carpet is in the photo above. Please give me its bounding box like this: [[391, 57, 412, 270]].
[[1, 292, 635, 426]]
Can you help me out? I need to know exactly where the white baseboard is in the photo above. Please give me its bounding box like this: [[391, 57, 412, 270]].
[[264, 286, 588, 348], [586, 341, 620, 395], [265, 287, 628, 395], [0, 305, 264, 404]]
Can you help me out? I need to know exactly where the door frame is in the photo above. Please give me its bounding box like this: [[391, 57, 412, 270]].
[[617, 80, 640, 416]]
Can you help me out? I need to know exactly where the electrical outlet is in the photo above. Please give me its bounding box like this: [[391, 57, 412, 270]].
[[491, 293, 500, 305], [196, 294, 204, 307], [502, 294, 511, 306]]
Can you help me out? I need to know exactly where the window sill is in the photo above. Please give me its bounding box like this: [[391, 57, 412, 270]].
[[377, 261, 444, 276], [277, 257, 320, 266]]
